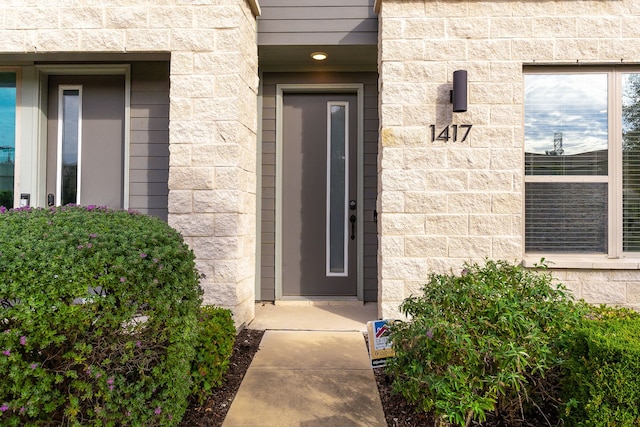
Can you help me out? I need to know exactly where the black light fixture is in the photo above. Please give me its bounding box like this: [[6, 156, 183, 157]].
[[450, 70, 468, 113]]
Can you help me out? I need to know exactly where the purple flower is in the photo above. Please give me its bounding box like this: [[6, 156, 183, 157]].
[[107, 377, 114, 385], [140, 253, 147, 259], [95, 372, 102, 379], [0, 206, 6, 214], [153, 258, 159, 263], [426, 329, 434, 339], [20, 336, 26, 346], [2, 350, 10, 357], [87, 243, 93, 249], [120, 277, 126, 283], [154, 407, 162, 415], [109, 385, 115, 391], [0, 404, 8, 412], [19, 407, 26, 414], [30, 363, 38, 370], [89, 233, 98, 238], [136, 341, 142, 348], [77, 245, 84, 250]]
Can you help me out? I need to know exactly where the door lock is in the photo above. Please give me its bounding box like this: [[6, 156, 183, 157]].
[[47, 194, 55, 207], [349, 200, 356, 210]]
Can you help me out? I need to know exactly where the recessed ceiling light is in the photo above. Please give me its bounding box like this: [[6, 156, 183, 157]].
[[311, 52, 328, 61]]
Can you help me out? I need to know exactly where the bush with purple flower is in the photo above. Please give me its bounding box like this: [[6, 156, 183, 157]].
[[0, 205, 204, 426]]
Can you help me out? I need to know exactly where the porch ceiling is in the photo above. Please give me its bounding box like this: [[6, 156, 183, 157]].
[[258, 45, 378, 72]]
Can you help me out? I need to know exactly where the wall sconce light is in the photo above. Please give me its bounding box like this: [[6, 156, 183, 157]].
[[450, 70, 468, 113]]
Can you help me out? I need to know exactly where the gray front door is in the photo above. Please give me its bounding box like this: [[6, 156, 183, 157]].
[[282, 93, 358, 297], [46, 75, 125, 208]]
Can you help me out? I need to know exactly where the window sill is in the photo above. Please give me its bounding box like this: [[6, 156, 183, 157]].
[[523, 256, 640, 270]]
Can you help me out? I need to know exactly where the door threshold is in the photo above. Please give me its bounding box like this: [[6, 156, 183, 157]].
[[275, 297, 362, 307]]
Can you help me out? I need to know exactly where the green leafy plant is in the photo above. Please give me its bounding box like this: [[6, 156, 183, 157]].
[[191, 306, 236, 403], [387, 259, 586, 427], [0, 205, 202, 426], [563, 310, 640, 426]]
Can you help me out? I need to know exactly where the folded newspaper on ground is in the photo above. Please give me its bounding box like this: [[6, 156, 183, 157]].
[[367, 319, 395, 368]]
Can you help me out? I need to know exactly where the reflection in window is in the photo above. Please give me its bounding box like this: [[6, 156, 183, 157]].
[[524, 73, 609, 253], [327, 102, 348, 275], [60, 88, 80, 206], [623, 73, 640, 251], [525, 74, 608, 176], [0, 73, 16, 209]]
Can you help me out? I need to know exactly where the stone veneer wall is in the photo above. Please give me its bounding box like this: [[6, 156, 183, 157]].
[[0, 1, 260, 327], [376, 0, 640, 318]]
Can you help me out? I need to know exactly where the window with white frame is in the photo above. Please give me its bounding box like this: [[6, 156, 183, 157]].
[[524, 68, 640, 256], [524, 68, 640, 258]]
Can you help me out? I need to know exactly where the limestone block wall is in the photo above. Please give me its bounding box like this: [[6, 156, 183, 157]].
[[377, 0, 640, 318], [0, 0, 260, 327]]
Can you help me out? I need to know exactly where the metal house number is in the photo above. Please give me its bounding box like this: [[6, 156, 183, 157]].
[[429, 124, 472, 143]]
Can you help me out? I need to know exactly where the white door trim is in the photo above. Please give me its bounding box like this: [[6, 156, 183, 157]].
[[35, 64, 131, 209], [275, 83, 365, 301]]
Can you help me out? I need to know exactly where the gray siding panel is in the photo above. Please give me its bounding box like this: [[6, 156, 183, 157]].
[[257, 0, 377, 46], [129, 61, 169, 221], [259, 19, 378, 33], [260, 72, 379, 302], [260, 6, 376, 19], [261, 0, 373, 5]]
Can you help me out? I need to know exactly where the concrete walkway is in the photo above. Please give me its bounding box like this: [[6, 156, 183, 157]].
[[222, 304, 387, 427]]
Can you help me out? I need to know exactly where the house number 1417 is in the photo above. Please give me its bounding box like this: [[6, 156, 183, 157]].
[[429, 124, 472, 143]]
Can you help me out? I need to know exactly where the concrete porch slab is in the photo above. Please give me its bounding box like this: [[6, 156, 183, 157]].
[[248, 302, 379, 332]]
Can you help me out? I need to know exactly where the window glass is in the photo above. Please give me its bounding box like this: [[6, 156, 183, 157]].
[[525, 74, 608, 176], [328, 103, 347, 274], [524, 73, 609, 253], [61, 89, 80, 206], [525, 182, 608, 253], [0, 72, 16, 209], [623, 73, 640, 251]]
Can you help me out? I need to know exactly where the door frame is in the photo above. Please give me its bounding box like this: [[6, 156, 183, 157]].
[[275, 83, 365, 301], [34, 64, 131, 209]]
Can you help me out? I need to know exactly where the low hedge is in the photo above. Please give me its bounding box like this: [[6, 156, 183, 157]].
[[564, 308, 640, 426], [387, 260, 585, 427], [0, 206, 203, 426], [191, 306, 236, 403]]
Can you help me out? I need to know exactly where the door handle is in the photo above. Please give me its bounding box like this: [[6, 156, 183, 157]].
[[47, 194, 55, 207], [350, 214, 356, 240]]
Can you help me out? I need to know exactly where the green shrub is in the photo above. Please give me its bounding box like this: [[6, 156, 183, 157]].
[[387, 259, 585, 427], [191, 306, 236, 403], [0, 205, 202, 426], [564, 312, 640, 426]]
